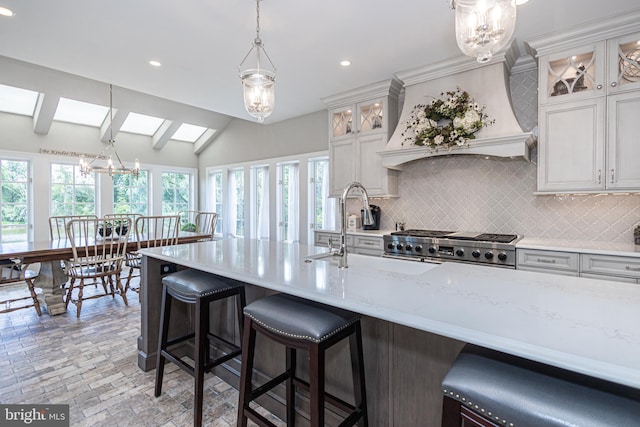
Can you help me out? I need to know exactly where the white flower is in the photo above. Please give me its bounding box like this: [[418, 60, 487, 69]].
[[434, 135, 444, 145], [453, 116, 464, 129], [456, 137, 466, 146], [416, 110, 426, 120]]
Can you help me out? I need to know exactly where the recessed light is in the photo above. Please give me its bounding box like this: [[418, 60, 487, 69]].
[[149, 60, 162, 67], [0, 6, 15, 17], [340, 60, 352, 67]]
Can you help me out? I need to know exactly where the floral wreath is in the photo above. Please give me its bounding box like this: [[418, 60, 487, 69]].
[[401, 87, 494, 150]]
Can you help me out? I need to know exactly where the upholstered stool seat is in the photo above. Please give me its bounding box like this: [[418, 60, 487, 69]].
[[237, 293, 368, 427], [155, 269, 246, 427], [441, 344, 640, 427]]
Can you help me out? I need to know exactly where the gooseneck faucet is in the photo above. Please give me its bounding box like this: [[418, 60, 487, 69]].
[[338, 182, 373, 269]]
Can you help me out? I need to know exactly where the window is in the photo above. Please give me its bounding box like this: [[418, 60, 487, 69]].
[[120, 112, 164, 136], [309, 158, 336, 233], [50, 163, 95, 216], [277, 162, 299, 243], [0, 159, 29, 243], [53, 98, 109, 127], [162, 172, 191, 215], [0, 84, 39, 116], [113, 171, 148, 214], [209, 171, 223, 235], [228, 169, 244, 237], [251, 165, 269, 240]]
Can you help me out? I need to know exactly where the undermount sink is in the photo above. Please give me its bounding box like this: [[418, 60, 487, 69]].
[[306, 253, 438, 275]]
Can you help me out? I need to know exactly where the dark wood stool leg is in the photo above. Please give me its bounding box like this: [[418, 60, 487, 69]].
[[193, 297, 209, 427], [286, 347, 297, 426], [237, 316, 256, 427], [236, 288, 246, 341], [309, 342, 325, 427], [441, 395, 462, 427], [350, 323, 368, 426], [155, 286, 172, 397]]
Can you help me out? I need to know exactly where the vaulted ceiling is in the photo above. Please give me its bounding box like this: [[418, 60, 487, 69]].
[[1, 0, 639, 127]]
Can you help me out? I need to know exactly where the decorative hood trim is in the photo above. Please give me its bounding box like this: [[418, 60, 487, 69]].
[[381, 41, 536, 169]]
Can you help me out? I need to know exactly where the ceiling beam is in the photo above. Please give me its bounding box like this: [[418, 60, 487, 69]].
[[152, 120, 181, 150], [32, 92, 59, 135], [193, 129, 218, 155], [100, 108, 128, 143]]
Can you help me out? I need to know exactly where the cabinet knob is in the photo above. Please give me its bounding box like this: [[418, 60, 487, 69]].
[[611, 168, 615, 184], [596, 84, 603, 90], [611, 82, 618, 88]]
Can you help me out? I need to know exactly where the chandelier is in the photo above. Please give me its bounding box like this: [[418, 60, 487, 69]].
[[79, 84, 140, 178], [449, 0, 517, 63], [238, 0, 276, 122]]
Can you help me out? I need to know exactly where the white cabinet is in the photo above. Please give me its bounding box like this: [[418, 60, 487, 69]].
[[516, 249, 580, 276], [580, 253, 640, 283], [314, 231, 383, 257], [323, 79, 401, 197], [534, 29, 640, 193]]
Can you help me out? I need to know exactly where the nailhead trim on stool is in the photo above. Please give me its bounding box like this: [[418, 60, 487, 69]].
[[237, 293, 368, 427], [441, 344, 640, 427], [154, 269, 246, 427]]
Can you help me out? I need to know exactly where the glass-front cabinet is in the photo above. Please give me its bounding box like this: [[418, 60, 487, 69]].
[[323, 78, 401, 197], [533, 23, 640, 193]]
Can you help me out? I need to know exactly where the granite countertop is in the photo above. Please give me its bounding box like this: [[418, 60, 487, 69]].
[[518, 237, 640, 257], [140, 239, 640, 389]]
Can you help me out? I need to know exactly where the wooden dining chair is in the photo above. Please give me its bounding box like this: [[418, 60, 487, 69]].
[[123, 215, 180, 295], [178, 210, 217, 240], [0, 259, 42, 316], [49, 214, 98, 240], [63, 217, 131, 317], [104, 213, 143, 237]]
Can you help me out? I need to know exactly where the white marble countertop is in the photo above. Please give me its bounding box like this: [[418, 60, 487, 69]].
[[518, 237, 640, 257], [315, 228, 394, 237], [140, 239, 640, 389]]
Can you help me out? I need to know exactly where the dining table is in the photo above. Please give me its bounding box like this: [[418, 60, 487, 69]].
[[0, 231, 209, 315]]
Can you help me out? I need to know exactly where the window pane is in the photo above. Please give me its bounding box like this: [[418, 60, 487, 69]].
[[0, 159, 30, 243], [162, 172, 191, 215], [50, 163, 95, 215], [112, 170, 148, 215]]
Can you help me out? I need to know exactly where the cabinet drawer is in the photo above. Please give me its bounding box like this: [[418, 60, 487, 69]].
[[352, 235, 383, 250], [314, 232, 351, 248], [580, 254, 640, 279], [517, 249, 579, 273], [517, 266, 579, 277]]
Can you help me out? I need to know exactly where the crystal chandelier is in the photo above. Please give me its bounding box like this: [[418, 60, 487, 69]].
[[79, 84, 140, 178], [449, 0, 517, 63], [238, 0, 276, 122]]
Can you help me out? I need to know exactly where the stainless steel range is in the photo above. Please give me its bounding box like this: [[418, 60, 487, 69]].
[[383, 230, 522, 268]]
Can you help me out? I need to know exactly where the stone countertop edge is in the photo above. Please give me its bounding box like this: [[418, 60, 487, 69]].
[[139, 239, 640, 390], [518, 237, 640, 257]]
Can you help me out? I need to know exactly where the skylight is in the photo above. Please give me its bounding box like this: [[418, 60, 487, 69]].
[[53, 97, 109, 127], [0, 84, 39, 116], [171, 123, 208, 142], [120, 112, 164, 136]]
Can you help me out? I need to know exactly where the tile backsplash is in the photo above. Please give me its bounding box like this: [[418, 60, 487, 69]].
[[361, 155, 640, 243]]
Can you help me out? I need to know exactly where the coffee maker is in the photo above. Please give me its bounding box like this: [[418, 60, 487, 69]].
[[360, 205, 381, 230]]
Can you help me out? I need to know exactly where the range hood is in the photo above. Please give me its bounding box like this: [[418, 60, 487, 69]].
[[380, 42, 536, 170]]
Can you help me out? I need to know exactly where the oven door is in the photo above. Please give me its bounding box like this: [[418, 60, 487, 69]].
[[382, 254, 443, 264]]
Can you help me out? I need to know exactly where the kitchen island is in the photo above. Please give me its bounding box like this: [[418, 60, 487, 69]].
[[138, 239, 640, 425]]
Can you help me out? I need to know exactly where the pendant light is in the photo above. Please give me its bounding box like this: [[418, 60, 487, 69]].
[[449, 0, 517, 63], [238, 0, 276, 122], [79, 84, 140, 178]]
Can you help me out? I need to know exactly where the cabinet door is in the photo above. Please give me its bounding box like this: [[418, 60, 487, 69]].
[[607, 91, 640, 189], [539, 42, 606, 105], [357, 98, 385, 135], [329, 139, 355, 195], [607, 32, 640, 95], [329, 106, 355, 140], [357, 133, 388, 195], [538, 98, 605, 192]]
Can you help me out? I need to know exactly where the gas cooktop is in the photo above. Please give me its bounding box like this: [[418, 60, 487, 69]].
[[384, 229, 522, 268]]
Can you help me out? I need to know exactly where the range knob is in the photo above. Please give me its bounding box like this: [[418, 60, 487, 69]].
[[472, 250, 481, 258], [396, 243, 404, 250], [485, 251, 494, 260], [455, 249, 464, 257], [428, 246, 436, 254], [387, 243, 395, 250], [415, 245, 423, 253], [498, 252, 508, 261], [405, 244, 413, 251]]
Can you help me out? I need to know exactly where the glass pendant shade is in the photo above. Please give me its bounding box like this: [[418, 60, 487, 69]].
[[241, 68, 275, 122], [453, 0, 517, 63]]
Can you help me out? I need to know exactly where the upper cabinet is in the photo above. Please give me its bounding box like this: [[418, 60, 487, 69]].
[[323, 79, 401, 197], [530, 14, 640, 193]]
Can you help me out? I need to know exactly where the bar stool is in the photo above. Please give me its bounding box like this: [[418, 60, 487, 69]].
[[237, 293, 368, 427], [441, 344, 640, 427], [154, 269, 246, 427]]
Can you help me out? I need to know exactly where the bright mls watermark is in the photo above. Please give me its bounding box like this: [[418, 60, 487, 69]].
[[1, 405, 69, 426]]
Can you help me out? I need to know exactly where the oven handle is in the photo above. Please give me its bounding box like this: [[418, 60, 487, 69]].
[[382, 254, 442, 264]]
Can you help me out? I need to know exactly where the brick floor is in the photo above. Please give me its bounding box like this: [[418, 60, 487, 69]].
[[0, 279, 284, 427]]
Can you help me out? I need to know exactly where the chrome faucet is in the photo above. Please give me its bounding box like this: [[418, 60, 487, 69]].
[[337, 182, 373, 269]]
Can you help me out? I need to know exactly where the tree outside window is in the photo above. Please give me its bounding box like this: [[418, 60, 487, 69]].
[[210, 171, 223, 234], [0, 159, 29, 243], [113, 171, 148, 214], [50, 163, 95, 216], [162, 172, 191, 215]]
